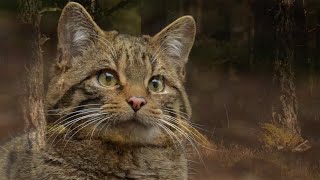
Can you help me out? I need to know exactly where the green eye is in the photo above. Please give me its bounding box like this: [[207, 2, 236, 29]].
[[97, 70, 118, 87], [148, 76, 164, 92]]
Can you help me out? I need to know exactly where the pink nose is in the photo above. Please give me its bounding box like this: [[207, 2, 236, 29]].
[[127, 96, 147, 112]]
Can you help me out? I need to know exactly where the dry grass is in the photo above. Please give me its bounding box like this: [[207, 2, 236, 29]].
[[260, 123, 303, 151], [191, 141, 320, 180]]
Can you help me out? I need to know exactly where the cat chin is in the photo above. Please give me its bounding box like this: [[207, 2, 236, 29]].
[[78, 121, 169, 146], [103, 126, 163, 145]]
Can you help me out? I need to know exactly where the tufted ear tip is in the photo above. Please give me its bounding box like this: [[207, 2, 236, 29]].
[[152, 15, 196, 65], [176, 15, 196, 30]]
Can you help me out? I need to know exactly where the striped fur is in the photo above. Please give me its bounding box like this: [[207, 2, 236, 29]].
[[0, 2, 202, 179], [46, 2, 195, 145]]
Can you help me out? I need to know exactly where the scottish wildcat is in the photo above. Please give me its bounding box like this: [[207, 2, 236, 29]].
[[0, 2, 207, 179]]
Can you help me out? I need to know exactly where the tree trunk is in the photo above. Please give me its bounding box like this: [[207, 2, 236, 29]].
[[18, 0, 46, 148], [271, 0, 301, 135]]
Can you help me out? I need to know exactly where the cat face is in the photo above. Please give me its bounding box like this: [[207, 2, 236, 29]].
[[46, 2, 196, 145]]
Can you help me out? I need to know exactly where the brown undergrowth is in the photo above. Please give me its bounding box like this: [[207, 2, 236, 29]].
[[191, 136, 320, 180]]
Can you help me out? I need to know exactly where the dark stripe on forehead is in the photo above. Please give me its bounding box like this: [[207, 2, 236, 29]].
[[151, 61, 163, 76]]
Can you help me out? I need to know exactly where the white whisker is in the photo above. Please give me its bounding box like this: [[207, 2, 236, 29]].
[[47, 112, 101, 148], [62, 116, 105, 151], [87, 114, 114, 143], [47, 104, 102, 114], [157, 118, 207, 169], [48, 108, 101, 132]]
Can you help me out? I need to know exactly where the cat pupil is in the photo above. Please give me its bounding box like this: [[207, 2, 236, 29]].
[[105, 73, 112, 82], [153, 80, 158, 88]]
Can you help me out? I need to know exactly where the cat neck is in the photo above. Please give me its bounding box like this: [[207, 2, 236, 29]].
[[46, 138, 188, 179]]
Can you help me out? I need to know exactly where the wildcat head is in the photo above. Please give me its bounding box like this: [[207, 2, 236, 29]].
[[46, 2, 196, 145]]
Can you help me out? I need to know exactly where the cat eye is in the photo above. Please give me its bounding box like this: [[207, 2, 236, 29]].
[[97, 70, 118, 87], [148, 76, 164, 92]]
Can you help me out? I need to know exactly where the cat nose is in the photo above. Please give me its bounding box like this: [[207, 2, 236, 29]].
[[127, 96, 147, 112]]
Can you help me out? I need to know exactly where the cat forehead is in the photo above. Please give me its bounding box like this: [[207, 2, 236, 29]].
[[112, 34, 149, 52], [105, 34, 153, 82]]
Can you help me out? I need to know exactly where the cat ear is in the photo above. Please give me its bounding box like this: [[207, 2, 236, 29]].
[[152, 16, 196, 66], [58, 2, 102, 58]]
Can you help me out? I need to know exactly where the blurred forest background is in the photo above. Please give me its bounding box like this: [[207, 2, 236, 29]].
[[1, 0, 320, 179]]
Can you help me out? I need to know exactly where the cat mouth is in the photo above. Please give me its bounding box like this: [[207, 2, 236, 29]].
[[116, 116, 149, 129]]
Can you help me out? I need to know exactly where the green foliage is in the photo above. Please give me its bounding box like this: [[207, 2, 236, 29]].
[[260, 123, 303, 151]]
